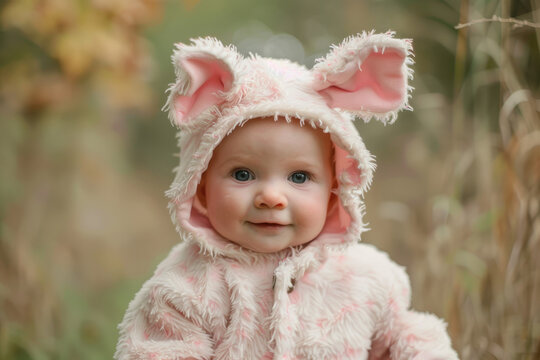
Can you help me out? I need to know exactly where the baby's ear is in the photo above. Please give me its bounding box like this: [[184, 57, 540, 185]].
[[193, 174, 208, 215], [164, 37, 241, 127], [312, 31, 413, 124]]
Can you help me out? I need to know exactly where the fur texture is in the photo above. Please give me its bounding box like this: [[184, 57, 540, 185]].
[[115, 33, 459, 360]]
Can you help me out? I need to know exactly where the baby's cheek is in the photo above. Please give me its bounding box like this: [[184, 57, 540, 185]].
[[209, 185, 240, 212], [295, 194, 330, 229], [206, 187, 242, 233]]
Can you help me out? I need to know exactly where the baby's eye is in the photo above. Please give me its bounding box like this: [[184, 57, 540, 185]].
[[289, 171, 310, 184], [232, 169, 254, 182]]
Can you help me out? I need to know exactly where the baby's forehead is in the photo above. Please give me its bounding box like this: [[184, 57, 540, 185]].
[[209, 117, 334, 166], [222, 117, 331, 147]]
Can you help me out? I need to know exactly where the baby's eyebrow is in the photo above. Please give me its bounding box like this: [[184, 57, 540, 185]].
[[216, 154, 254, 168], [286, 156, 327, 168]]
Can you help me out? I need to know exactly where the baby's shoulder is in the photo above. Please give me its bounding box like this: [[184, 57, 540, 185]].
[[335, 243, 411, 292], [340, 243, 402, 268]]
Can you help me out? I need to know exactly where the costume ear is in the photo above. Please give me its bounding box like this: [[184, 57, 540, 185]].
[[164, 37, 240, 126], [313, 31, 413, 124]]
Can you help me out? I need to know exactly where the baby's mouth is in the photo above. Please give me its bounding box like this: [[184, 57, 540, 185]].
[[247, 221, 289, 231]]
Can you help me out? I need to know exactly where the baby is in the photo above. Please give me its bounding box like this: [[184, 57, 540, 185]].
[[115, 32, 459, 359]]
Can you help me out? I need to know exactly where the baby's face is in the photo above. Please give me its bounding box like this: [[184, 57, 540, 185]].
[[197, 117, 335, 253]]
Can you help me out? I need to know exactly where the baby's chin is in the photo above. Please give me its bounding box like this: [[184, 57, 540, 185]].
[[224, 235, 315, 254]]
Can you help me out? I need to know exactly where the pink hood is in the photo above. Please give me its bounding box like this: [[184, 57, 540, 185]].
[[163, 31, 414, 261]]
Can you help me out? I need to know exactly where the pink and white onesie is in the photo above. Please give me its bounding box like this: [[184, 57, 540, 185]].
[[114, 32, 459, 360]]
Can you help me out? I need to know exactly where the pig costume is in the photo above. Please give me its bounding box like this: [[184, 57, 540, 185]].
[[115, 32, 459, 360]]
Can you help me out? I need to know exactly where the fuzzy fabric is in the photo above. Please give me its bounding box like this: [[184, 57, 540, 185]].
[[115, 32, 459, 360]]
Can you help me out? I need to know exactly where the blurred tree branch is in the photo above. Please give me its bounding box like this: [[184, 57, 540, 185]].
[[455, 15, 540, 29]]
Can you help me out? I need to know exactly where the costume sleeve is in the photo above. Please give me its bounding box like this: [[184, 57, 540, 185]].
[[114, 278, 215, 360], [113, 243, 222, 360], [368, 260, 459, 360]]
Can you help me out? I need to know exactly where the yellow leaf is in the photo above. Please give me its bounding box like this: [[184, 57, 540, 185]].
[[182, 0, 200, 11]]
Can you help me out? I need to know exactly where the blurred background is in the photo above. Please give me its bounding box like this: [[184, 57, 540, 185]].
[[0, 0, 538, 359]]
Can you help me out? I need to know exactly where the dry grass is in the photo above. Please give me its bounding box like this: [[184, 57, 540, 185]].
[[446, 1, 539, 357]]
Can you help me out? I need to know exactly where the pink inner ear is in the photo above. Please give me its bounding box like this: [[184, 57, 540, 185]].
[[318, 50, 406, 113], [173, 58, 233, 124]]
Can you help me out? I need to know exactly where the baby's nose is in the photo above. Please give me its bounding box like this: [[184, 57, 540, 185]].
[[254, 186, 287, 209]]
